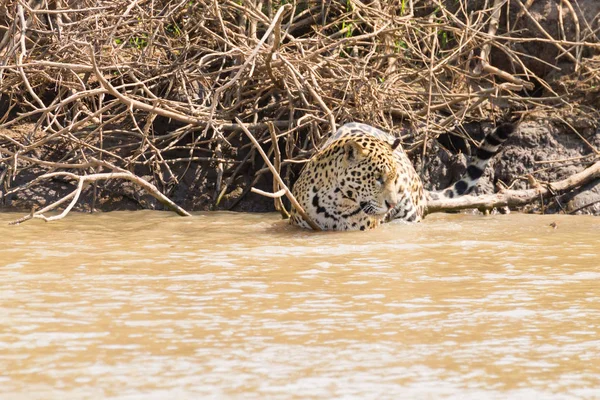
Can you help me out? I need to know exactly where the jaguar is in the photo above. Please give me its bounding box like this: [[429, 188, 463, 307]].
[[290, 122, 514, 231]]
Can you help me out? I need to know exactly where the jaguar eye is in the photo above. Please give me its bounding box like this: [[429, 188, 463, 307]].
[[376, 176, 385, 185]]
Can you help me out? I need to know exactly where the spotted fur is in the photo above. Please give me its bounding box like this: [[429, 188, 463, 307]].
[[290, 122, 514, 231], [428, 123, 515, 200]]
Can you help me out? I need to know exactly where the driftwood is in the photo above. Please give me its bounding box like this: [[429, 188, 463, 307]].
[[426, 161, 600, 214], [8, 158, 190, 225]]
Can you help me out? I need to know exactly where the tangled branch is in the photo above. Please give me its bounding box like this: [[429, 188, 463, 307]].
[[0, 0, 598, 223]]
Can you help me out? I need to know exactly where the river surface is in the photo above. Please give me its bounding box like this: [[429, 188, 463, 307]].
[[0, 211, 599, 399]]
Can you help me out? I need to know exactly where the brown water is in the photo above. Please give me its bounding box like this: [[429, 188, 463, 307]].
[[0, 211, 599, 399]]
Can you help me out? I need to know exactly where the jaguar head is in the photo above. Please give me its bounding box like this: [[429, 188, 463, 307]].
[[339, 138, 401, 217]]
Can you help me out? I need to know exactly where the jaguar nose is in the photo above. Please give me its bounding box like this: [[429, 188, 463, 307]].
[[385, 200, 397, 210]]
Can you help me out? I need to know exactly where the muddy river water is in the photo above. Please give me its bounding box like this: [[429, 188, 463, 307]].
[[0, 211, 599, 399]]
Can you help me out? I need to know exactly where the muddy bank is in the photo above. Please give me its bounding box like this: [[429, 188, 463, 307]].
[[1, 1, 599, 220], [422, 117, 600, 216], [2, 116, 599, 217]]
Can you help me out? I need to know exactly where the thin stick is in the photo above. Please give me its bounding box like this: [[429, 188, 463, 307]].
[[87, 43, 206, 126], [235, 117, 321, 231], [251, 188, 286, 198], [561, 0, 581, 71], [474, 0, 535, 90], [268, 122, 289, 217], [513, 0, 585, 69]]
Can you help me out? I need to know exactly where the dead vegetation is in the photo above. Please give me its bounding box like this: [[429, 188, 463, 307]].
[[0, 0, 599, 224]]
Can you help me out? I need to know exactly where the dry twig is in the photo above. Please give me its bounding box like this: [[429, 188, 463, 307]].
[[0, 0, 597, 222]]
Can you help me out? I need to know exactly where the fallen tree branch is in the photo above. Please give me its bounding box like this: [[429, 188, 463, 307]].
[[235, 117, 321, 231], [426, 161, 600, 214], [9, 164, 191, 225]]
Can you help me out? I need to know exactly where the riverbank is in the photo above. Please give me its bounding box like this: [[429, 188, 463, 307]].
[[2, 115, 599, 217], [0, 1, 599, 218]]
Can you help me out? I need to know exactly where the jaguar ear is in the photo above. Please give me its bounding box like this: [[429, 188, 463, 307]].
[[343, 140, 366, 163], [391, 138, 402, 151]]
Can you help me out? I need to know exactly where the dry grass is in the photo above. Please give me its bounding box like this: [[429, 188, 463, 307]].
[[0, 0, 599, 218]]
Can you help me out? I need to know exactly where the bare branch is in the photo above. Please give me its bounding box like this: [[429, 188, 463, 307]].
[[236, 117, 321, 231], [426, 162, 600, 214]]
